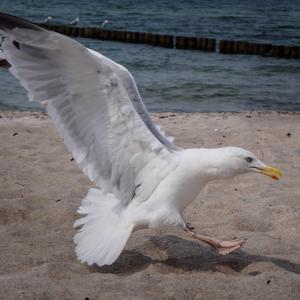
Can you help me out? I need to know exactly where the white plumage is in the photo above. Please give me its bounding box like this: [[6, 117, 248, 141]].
[[0, 12, 283, 266]]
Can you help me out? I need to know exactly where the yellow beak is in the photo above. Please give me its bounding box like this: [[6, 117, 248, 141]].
[[260, 165, 284, 180]]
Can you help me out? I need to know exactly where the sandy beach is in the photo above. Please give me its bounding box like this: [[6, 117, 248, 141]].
[[0, 111, 299, 300]]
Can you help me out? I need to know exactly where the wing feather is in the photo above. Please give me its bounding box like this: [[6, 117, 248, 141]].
[[0, 13, 179, 204]]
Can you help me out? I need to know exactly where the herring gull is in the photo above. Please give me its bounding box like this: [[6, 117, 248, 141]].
[[43, 16, 52, 24], [69, 17, 80, 26], [0, 12, 283, 266]]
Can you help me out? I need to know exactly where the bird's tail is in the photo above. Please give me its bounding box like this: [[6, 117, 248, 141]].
[[73, 188, 133, 266]]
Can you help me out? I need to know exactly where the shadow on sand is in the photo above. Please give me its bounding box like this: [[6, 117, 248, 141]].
[[88, 235, 300, 276]]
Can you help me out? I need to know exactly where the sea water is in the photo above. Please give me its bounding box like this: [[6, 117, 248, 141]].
[[0, 0, 299, 112]]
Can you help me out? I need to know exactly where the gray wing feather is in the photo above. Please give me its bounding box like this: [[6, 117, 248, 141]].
[[0, 12, 179, 205], [87, 49, 179, 151]]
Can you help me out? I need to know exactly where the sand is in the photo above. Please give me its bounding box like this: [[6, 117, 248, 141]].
[[0, 111, 299, 300]]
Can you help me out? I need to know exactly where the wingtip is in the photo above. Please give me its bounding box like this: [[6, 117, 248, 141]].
[[0, 11, 44, 32]]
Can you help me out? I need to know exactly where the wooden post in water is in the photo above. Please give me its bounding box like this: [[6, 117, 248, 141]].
[[97, 28, 110, 40], [78, 27, 85, 37], [83, 27, 94, 38], [239, 41, 249, 54], [206, 38, 216, 51], [143, 33, 152, 45], [232, 41, 239, 53], [138, 32, 146, 44], [158, 35, 173, 48], [258, 43, 272, 55], [245, 42, 252, 54], [150, 34, 160, 46], [92, 28, 101, 39], [196, 38, 204, 50], [70, 27, 79, 37], [219, 40, 227, 53], [219, 40, 235, 54], [125, 31, 132, 43], [55, 25, 67, 35], [117, 31, 127, 42], [290, 46, 300, 59], [109, 30, 119, 41], [65, 26, 73, 36], [122, 31, 128, 42], [175, 36, 184, 49], [175, 36, 188, 49], [187, 37, 197, 50], [283, 46, 292, 59], [250, 43, 259, 55], [272, 45, 285, 58], [227, 41, 234, 54], [132, 32, 140, 43], [203, 38, 209, 50]]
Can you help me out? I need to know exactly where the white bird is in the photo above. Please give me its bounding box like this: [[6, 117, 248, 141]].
[[0, 12, 283, 266], [69, 17, 79, 26], [43, 16, 52, 23], [100, 20, 109, 28]]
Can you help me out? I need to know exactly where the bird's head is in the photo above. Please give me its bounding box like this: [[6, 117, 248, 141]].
[[214, 147, 283, 180]]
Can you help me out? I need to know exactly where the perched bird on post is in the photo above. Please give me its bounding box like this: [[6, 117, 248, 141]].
[[43, 16, 52, 23], [100, 19, 109, 28], [69, 17, 79, 26]]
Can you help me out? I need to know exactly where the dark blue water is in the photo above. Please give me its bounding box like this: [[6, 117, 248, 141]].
[[0, 0, 300, 112]]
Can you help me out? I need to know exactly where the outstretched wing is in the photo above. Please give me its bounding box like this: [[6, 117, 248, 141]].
[[87, 48, 178, 151], [0, 12, 179, 204]]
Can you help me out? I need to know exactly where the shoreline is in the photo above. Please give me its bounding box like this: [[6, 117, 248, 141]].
[[1, 110, 300, 116], [0, 110, 300, 124]]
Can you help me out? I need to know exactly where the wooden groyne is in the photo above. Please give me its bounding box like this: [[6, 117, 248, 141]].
[[0, 23, 299, 60], [219, 40, 272, 56], [37, 23, 299, 59], [219, 40, 300, 59], [37, 24, 176, 49], [175, 36, 216, 51]]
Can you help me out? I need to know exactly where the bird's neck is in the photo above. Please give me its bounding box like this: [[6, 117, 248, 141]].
[[180, 148, 238, 183]]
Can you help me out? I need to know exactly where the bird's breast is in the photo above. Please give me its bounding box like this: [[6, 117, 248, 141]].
[[146, 159, 206, 212]]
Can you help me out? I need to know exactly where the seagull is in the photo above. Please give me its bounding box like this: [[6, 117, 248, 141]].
[[43, 16, 52, 23], [0, 12, 283, 266], [100, 20, 109, 28], [69, 17, 79, 26]]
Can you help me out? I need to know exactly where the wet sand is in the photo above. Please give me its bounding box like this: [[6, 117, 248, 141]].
[[0, 111, 299, 300]]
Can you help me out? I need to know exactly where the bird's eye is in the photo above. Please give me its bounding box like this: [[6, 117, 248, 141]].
[[245, 157, 253, 163]]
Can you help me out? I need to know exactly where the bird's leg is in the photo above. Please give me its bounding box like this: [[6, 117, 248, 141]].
[[184, 226, 245, 255], [186, 222, 194, 230]]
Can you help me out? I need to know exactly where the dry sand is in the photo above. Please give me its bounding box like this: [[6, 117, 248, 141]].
[[0, 111, 299, 300]]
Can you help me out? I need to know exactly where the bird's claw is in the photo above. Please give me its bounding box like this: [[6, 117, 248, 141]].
[[215, 239, 246, 255], [186, 229, 246, 255]]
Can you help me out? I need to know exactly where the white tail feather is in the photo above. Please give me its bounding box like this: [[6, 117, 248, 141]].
[[74, 188, 133, 266]]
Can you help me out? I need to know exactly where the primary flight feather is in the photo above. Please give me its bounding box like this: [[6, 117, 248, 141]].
[[0, 12, 283, 266]]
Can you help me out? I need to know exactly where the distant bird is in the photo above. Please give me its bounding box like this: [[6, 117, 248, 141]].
[[43, 16, 52, 23], [0, 12, 283, 267], [69, 17, 79, 26], [100, 19, 109, 28]]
